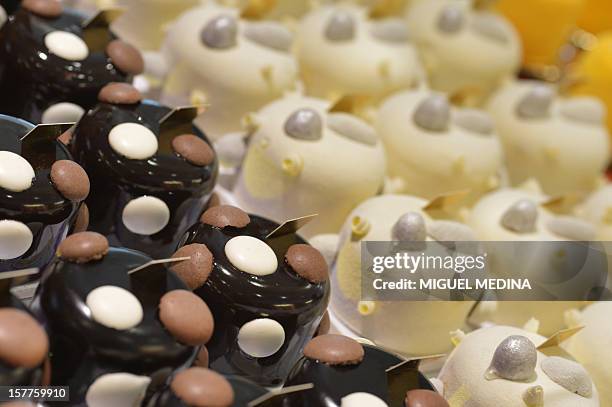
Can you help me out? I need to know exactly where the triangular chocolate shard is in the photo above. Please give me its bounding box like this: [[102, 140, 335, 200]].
[[82, 8, 125, 51], [386, 354, 445, 406], [248, 383, 314, 407], [127, 257, 191, 275], [537, 326, 584, 351], [266, 214, 318, 239], [158, 105, 206, 153], [328, 94, 374, 116], [20, 123, 75, 169], [0, 268, 39, 297]]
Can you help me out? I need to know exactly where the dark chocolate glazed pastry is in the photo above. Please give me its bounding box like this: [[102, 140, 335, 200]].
[[173, 205, 330, 387], [70, 83, 218, 259], [284, 334, 436, 407], [0, 268, 49, 387], [0, 1, 143, 123], [146, 367, 271, 407], [31, 232, 214, 406], [0, 115, 88, 272], [0, 0, 19, 15]]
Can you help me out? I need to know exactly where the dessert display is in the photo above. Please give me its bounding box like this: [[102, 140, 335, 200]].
[[495, 0, 584, 67], [406, 0, 521, 105], [467, 186, 600, 335], [32, 232, 214, 406], [284, 334, 441, 407], [438, 325, 600, 406], [295, 4, 423, 106], [173, 205, 330, 386], [69, 83, 218, 259], [0, 268, 49, 387], [564, 302, 612, 407], [0, 115, 89, 272], [376, 88, 503, 201], [233, 93, 386, 237], [331, 194, 476, 356], [487, 80, 610, 196], [0, 1, 144, 124], [161, 2, 298, 141]]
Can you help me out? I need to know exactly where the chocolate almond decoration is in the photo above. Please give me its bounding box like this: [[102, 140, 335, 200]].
[[98, 83, 142, 105], [50, 160, 90, 201], [170, 244, 214, 290], [158, 290, 214, 346], [0, 308, 48, 369], [172, 134, 215, 167], [20, 123, 75, 170], [105, 40, 144, 75], [200, 205, 251, 229], [57, 231, 109, 263]]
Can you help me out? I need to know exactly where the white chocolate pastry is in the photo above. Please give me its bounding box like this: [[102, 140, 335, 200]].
[[564, 302, 612, 407], [295, 4, 424, 104], [438, 325, 600, 407], [575, 184, 612, 241], [112, 0, 202, 51], [331, 194, 475, 356], [487, 80, 610, 197], [377, 88, 504, 201], [406, 0, 521, 105], [233, 93, 386, 237], [161, 3, 299, 140], [468, 187, 599, 335]]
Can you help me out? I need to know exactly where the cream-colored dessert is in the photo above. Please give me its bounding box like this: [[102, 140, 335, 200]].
[[468, 187, 598, 335], [439, 325, 600, 406], [233, 93, 386, 237], [377, 88, 504, 201], [295, 3, 424, 106], [406, 0, 521, 105], [112, 0, 201, 51], [564, 302, 612, 407], [330, 194, 476, 356], [161, 2, 299, 140], [487, 80, 610, 197]]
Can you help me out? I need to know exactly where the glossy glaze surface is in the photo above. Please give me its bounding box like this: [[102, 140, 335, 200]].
[[0, 114, 77, 272], [33, 247, 197, 406], [72, 100, 218, 259], [178, 215, 329, 387], [285, 345, 435, 407], [0, 7, 129, 122], [146, 375, 268, 407]]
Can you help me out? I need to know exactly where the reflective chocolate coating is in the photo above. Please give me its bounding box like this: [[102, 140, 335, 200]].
[[0, 6, 131, 123], [284, 345, 435, 407], [31, 247, 198, 406], [145, 374, 268, 407], [71, 100, 218, 259], [177, 215, 329, 387], [0, 115, 78, 272]]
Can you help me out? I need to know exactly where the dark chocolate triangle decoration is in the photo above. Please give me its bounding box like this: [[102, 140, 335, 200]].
[[127, 257, 190, 275], [248, 383, 314, 407], [386, 354, 445, 406], [20, 123, 75, 170], [158, 105, 206, 153], [82, 8, 125, 51], [0, 268, 39, 298], [266, 214, 318, 239]]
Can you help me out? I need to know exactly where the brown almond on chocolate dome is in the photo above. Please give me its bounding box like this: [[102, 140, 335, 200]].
[[200, 205, 250, 228], [303, 334, 364, 365], [405, 389, 449, 407], [159, 290, 214, 346], [98, 82, 142, 105], [22, 0, 63, 18], [0, 308, 48, 368], [170, 244, 213, 290], [172, 134, 215, 167], [106, 40, 144, 75], [171, 368, 234, 407], [57, 231, 109, 263], [50, 160, 90, 201], [285, 244, 328, 283]]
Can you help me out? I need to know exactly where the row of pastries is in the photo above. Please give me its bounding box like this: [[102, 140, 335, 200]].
[[0, 0, 611, 406]]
